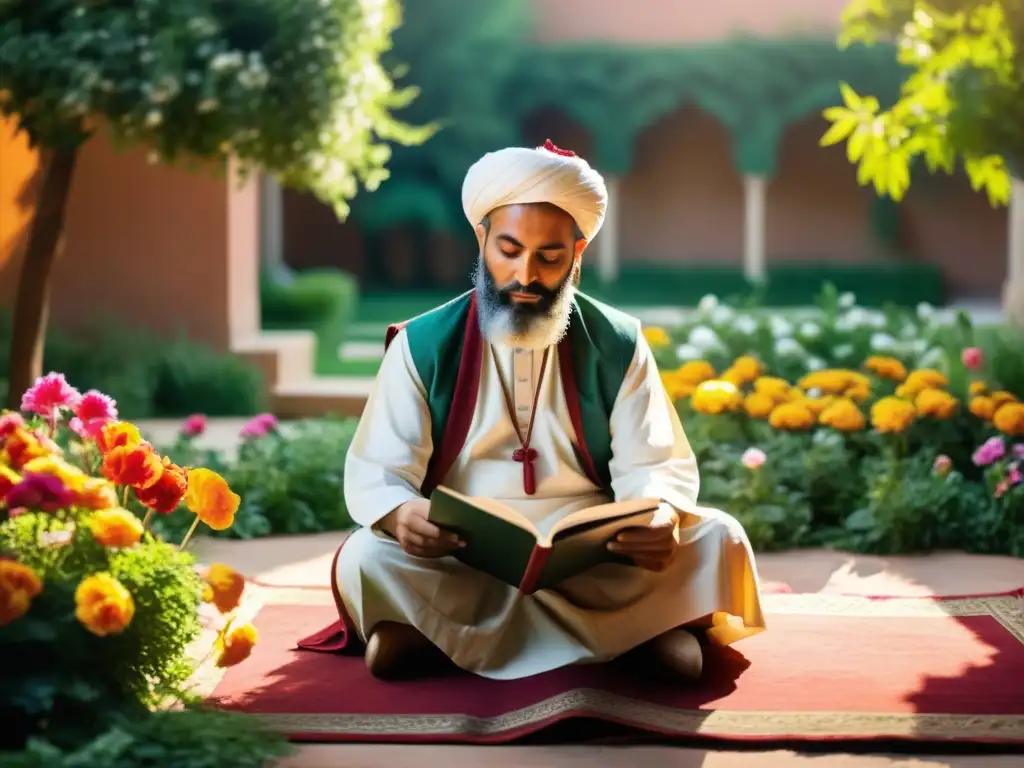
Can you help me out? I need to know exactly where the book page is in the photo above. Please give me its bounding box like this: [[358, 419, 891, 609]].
[[431, 486, 541, 539], [544, 497, 661, 543]]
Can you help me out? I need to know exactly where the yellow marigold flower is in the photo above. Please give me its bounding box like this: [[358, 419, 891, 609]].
[[969, 396, 997, 420], [803, 395, 837, 416], [88, 508, 144, 549], [691, 380, 743, 415], [730, 355, 764, 383], [845, 382, 872, 402], [0, 560, 43, 626], [870, 396, 916, 434], [75, 573, 135, 637], [753, 376, 792, 400], [720, 367, 747, 387], [642, 326, 671, 348], [216, 623, 258, 668], [992, 402, 1024, 437], [991, 390, 1019, 407], [768, 401, 816, 431], [896, 369, 948, 398], [661, 372, 697, 401], [743, 392, 776, 419], [799, 369, 869, 396], [676, 360, 716, 383], [865, 356, 908, 382], [969, 380, 988, 396], [914, 388, 959, 420], [819, 398, 866, 431], [203, 563, 246, 614]]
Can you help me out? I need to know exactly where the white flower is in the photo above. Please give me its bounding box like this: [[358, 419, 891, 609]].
[[798, 321, 821, 339], [806, 387, 823, 399], [806, 356, 826, 370], [870, 332, 896, 351], [144, 110, 163, 128], [838, 292, 856, 309], [674, 344, 702, 361], [697, 294, 719, 314], [917, 302, 935, 321], [775, 338, 804, 357], [197, 98, 219, 114], [918, 347, 948, 369], [210, 51, 244, 72], [834, 344, 855, 359], [770, 316, 794, 337], [911, 338, 929, 355], [900, 322, 918, 339], [733, 314, 758, 335], [711, 305, 733, 325], [687, 326, 721, 350]]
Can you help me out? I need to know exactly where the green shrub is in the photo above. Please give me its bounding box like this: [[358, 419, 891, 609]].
[[152, 417, 357, 540], [260, 268, 359, 331], [0, 311, 265, 419], [5, 709, 293, 768]]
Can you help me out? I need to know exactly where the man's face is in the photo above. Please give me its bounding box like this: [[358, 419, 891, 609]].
[[473, 203, 587, 346]]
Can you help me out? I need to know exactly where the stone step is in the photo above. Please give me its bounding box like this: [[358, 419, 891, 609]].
[[234, 331, 316, 389], [272, 376, 375, 419]]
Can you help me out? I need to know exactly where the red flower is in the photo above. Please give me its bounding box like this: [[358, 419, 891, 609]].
[[101, 443, 164, 490], [134, 457, 188, 513]]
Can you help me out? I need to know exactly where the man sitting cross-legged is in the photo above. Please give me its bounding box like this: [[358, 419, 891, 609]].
[[335, 140, 766, 681]]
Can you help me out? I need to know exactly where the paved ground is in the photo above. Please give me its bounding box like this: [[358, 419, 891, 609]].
[[193, 533, 1024, 768]]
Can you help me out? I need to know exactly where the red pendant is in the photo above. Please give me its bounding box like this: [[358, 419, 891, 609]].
[[512, 447, 539, 495]]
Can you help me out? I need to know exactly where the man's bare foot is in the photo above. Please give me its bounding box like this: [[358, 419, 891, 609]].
[[649, 628, 703, 680], [364, 621, 433, 680]]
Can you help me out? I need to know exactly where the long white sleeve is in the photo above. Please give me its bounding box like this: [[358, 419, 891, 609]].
[[607, 334, 701, 517], [343, 329, 433, 528]]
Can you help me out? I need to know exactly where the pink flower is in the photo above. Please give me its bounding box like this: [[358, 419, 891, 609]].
[[181, 414, 207, 438], [741, 447, 767, 470], [5, 472, 77, 513], [1009, 464, 1022, 487], [0, 411, 26, 439], [961, 347, 984, 370], [1014, 444, 1024, 460], [69, 390, 118, 439], [239, 413, 278, 440], [20, 372, 81, 418], [972, 436, 1006, 467], [933, 455, 952, 477], [995, 480, 1010, 499]]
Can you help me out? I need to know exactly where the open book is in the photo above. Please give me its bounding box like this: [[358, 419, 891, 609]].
[[428, 486, 660, 594]]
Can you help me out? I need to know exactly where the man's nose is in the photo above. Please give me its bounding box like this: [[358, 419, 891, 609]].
[[514, 253, 539, 287]]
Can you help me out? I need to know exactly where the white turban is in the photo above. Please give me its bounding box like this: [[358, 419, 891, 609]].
[[461, 140, 607, 242]]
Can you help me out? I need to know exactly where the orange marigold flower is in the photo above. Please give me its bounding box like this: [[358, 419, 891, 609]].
[[819, 398, 866, 431], [969, 380, 988, 396], [88, 508, 144, 549], [768, 401, 816, 431], [991, 390, 1019, 407], [676, 360, 716, 384], [96, 421, 142, 455], [661, 371, 697, 401], [992, 402, 1024, 437], [743, 392, 776, 419], [0, 560, 43, 626], [76, 478, 119, 510], [216, 623, 258, 668], [101, 442, 163, 489], [914, 388, 959, 420], [753, 376, 792, 400], [1, 427, 51, 470], [969, 396, 997, 420], [896, 369, 948, 398], [642, 326, 671, 347], [203, 563, 246, 614], [134, 457, 188, 514], [185, 468, 240, 531], [865, 356, 908, 382], [75, 572, 134, 637], [870, 396, 916, 434], [726, 355, 764, 384], [803, 395, 837, 417], [690, 380, 743, 415]]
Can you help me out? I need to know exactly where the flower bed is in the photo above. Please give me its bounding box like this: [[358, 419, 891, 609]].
[[644, 292, 1024, 556], [1, 375, 291, 764]]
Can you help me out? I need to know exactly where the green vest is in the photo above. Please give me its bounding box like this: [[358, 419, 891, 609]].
[[385, 290, 640, 496]]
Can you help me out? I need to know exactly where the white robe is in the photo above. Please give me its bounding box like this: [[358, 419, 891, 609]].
[[337, 328, 766, 680]]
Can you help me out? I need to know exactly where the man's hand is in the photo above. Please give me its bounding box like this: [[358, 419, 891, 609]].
[[380, 499, 464, 558], [607, 504, 680, 572]]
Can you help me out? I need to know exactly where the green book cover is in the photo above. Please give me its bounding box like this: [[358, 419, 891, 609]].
[[428, 486, 659, 592]]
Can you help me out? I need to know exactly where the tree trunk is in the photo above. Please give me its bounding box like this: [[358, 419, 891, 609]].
[[5, 148, 78, 410]]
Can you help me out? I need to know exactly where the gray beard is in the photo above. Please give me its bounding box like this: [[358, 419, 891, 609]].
[[472, 257, 578, 350]]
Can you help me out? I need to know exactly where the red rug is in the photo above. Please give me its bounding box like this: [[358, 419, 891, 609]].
[[209, 590, 1024, 745]]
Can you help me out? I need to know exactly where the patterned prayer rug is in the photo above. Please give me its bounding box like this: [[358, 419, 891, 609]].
[[207, 588, 1024, 745]]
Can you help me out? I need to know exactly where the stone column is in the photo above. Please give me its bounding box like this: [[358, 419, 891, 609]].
[[1004, 176, 1024, 326], [596, 175, 620, 282], [743, 174, 767, 282], [260, 173, 288, 280]]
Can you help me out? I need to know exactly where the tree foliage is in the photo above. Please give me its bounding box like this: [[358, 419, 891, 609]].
[[821, 0, 1023, 205], [0, 0, 432, 217]]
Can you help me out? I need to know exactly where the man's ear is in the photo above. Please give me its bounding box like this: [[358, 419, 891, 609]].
[[474, 222, 487, 251], [574, 237, 588, 261]]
